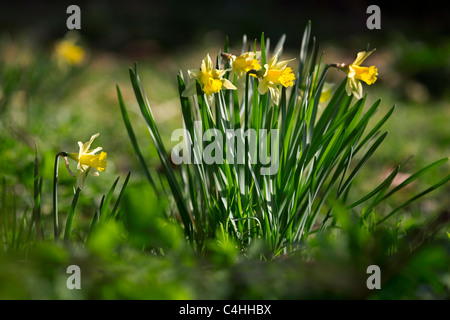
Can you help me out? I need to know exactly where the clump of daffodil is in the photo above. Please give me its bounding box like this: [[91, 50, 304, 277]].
[[66, 133, 107, 189], [54, 33, 85, 67], [182, 54, 236, 99], [257, 50, 295, 105], [340, 49, 378, 99], [230, 51, 261, 80]]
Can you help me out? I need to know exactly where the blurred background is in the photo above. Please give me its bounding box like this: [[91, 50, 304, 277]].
[[2, 1, 449, 49]]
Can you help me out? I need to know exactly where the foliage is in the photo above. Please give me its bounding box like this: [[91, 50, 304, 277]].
[[117, 22, 449, 256], [0, 23, 449, 300]]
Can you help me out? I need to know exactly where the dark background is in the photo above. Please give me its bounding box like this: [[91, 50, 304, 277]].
[[1, 0, 448, 52], [1, 1, 449, 101]]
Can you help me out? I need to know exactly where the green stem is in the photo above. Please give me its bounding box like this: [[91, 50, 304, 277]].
[[33, 151, 43, 241], [53, 151, 67, 240]]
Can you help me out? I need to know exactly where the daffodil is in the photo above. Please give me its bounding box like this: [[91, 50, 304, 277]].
[[230, 51, 261, 79], [67, 133, 107, 189], [182, 54, 236, 98], [54, 35, 85, 67], [343, 49, 378, 99], [257, 51, 295, 105]]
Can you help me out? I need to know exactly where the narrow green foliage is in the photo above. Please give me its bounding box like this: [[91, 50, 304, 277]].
[[33, 151, 43, 241], [128, 65, 193, 240], [119, 22, 450, 255], [117, 85, 159, 195], [99, 176, 120, 221], [109, 171, 131, 220], [64, 188, 81, 242], [377, 173, 450, 226]]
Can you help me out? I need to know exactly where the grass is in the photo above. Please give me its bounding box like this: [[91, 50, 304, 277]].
[[0, 25, 449, 299]]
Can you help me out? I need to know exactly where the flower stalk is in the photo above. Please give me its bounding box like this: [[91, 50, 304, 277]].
[[53, 151, 72, 240]]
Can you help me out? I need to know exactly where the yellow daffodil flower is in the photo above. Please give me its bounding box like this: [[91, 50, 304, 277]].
[[231, 51, 261, 79], [182, 54, 236, 97], [54, 36, 85, 67], [67, 133, 107, 189], [257, 51, 295, 105], [344, 49, 378, 99]]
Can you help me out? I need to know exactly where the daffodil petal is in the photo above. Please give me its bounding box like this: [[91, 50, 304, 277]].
[[345, 78, 355, 97], [182, 80, 197, 97], [274, 58, 295, 70], [352, 49, 376, 66], [76, 171, 87, 190], [88, 147, 103, 155], [202, 54, 213, 73], [269, 86, 281, 105], [188, 69, 201, 79], [222, 78, 237, 90], [89, 170, 100, 176], [258, 78, 269, 95]]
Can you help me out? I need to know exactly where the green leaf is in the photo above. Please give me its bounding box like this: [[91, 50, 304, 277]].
[[348, 166, 400, 209], [129, 64, 193, 239], [117, 85, 159, 194], [377, 173, 450, 226], [109, 171, 131, 219], [99, 176, 119, 221], [33, 151, 43, 241], [64, 188, 81, 242], [377, 157, 449, 205], [338, 131, 388, 197]]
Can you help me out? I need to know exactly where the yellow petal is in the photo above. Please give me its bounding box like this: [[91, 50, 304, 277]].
[[221, 78, 237, 90], [188, 69, 201, 79], [346, 78, 363, 99], [201, 54, 214, 73], [269, 86, 281, 105], [258, 78, 270, 95], [352, 49, 376, 66], [181, 80, 197, 97]]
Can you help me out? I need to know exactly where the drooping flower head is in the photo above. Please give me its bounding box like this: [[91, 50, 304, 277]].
[[257, 50, 295, 105], [230, 51, 261, 79], [67, 133, 107, 189], [344, 49, 378, 99], [182, 54, 236, 97]]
